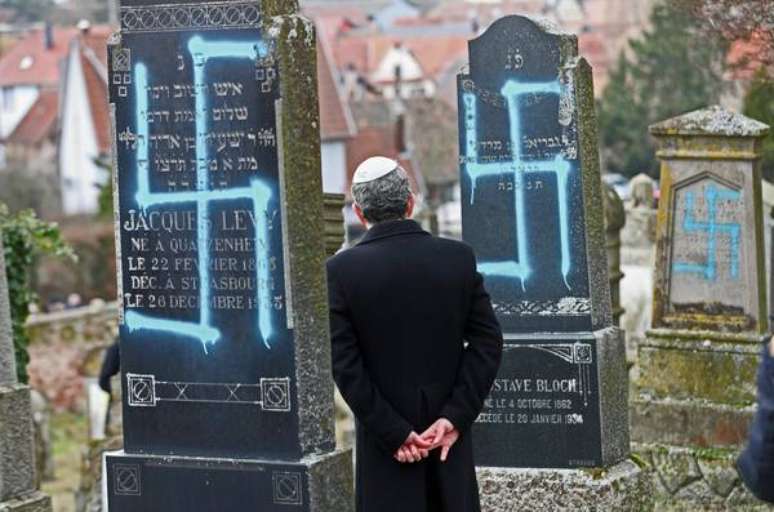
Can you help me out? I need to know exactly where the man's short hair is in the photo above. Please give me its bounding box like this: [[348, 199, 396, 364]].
[[352, 166, 412, 224]]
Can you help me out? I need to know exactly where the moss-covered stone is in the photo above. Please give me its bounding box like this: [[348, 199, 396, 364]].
[[268, 13, 337, 458], [261, 0, 298, 17], [573, 56, 614, 331], [637, 332, 760, 404], [631, 395, 755, 448], [634, 443, 767, 510], [0, 492, 52, 512], [0, 385, 36, 502]]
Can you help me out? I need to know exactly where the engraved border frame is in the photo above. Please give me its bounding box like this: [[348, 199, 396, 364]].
[[120, 1, 262, 33], [113, 463, 142, 496]]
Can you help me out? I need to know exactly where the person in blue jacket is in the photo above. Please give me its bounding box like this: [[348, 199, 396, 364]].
[[738, 335, 774, 503]]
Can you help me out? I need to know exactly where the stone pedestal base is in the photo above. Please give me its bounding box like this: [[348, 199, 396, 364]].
[[476, 460, 653, 511], [0, 385, 36, 501], [103, 449, 353, 512], [0, 492, 52, 512], [633, 443, 768, 510], [631, 329, 768, 510], [638, 330, 763, 405], [631, 396, 755, 447], [474, 327, 630, 468]]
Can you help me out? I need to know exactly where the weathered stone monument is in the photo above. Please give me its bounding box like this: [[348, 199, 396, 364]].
[[0, 238, 52, 512], [603, 183, 626, 326], [632, 106, 770, 508], [103, 1, 353, 510], [457, 15, 650, 508]]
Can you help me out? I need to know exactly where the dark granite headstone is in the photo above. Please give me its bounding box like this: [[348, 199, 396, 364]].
[[458, 16, 628, 469], [104, 1, 353, 510]]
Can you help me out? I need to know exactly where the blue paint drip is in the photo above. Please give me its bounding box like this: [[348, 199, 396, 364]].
[[124, 310, 220, 347], [462, 79, 573, 290], [251, 179, 274, 349], [673, 184, 742, 281], [134, 63, 150, 202], [127, 37, 277, 353]]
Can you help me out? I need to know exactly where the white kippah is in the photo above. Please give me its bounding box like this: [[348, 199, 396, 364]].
[[352, 156, 399, 184]]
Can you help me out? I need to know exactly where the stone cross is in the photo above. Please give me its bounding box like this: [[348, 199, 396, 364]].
[[103, 1, 353, 510], [0, 238, 52, 511], [632, 106, 770, 508], [457, 15, 650, 508]]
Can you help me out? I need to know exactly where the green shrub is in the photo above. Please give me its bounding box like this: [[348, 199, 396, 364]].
[[0, 204, 75, 383]]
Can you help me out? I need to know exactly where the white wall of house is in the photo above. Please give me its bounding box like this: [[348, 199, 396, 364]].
[[59, 45, 103, 215], [372, 45, 424, 84], [0, 85, 39, 139], [321, 139, 348, 195]]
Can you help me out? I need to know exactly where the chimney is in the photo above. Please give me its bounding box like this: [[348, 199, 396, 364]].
[[395, 114, 406, 154], [44, 21, 54, 50], [393, 64, 402, 98]]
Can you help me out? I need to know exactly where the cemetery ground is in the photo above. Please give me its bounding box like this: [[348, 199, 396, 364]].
[[42, 412, 86, 512]]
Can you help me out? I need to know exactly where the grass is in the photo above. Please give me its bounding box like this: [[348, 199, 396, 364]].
[[41, 411, 88, 512]]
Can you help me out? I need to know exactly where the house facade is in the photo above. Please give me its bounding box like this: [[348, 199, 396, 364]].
[[0, 22, 111, 217]]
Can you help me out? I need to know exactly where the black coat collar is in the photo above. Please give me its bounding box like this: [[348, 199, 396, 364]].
[[357, 219, 429, 246]]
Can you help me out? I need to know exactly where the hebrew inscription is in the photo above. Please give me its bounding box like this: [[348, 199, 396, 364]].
[[111, 23, 299, 460]]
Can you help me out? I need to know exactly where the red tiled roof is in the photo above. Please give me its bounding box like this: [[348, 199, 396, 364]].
[[79, 25, 112, 68], [0, 25, 112, 88], [3, 25, 112, 151], [6, 89, 58, 145], [309, 12, 366, 43], [77, 27, 112, 154], [317, 34, 355, 141], [727, 31, 772, 80], [409, 37, 468, 78], [578, 31, 611, 91], [333, 34, 468, 81], [302, 4, 370, 29], [80, 46, 110, 154], [0, 27, 78, 87]]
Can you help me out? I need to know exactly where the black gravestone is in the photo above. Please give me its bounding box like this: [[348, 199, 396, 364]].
[[104, 1, 353, 510], [113, 0, 293, 462], [458, 16, 628, 469]]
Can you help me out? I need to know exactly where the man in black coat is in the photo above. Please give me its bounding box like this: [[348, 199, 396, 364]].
[[327, 157, 503, 512], [738, 337, 774, 503]]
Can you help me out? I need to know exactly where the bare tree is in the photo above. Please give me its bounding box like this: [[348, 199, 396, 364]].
[[674, 0, 774, 68]]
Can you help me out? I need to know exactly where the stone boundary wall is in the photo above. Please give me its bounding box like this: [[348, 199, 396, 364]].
[[26, 302, 118, 411]]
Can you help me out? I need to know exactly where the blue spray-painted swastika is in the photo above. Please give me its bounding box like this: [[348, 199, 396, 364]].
[[462, 79, 573, 290], [673, 184, 742, 281], [124, 36, 278, 353]]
